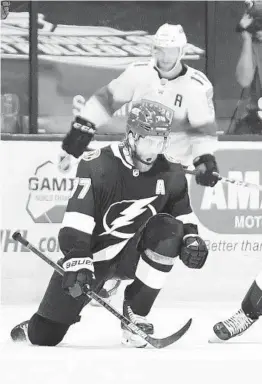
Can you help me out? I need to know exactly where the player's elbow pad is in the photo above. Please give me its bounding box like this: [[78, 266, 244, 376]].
[[58, 226, 92, 259]]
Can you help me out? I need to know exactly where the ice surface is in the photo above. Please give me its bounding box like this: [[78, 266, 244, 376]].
[[1, 302, 262, 384]]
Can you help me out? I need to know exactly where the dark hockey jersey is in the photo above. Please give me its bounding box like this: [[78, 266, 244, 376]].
[[61, 142, 192, 262]]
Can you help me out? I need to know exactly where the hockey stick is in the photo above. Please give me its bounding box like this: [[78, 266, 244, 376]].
[[184, 169, 262, 191], [12, 231, 192, 349]]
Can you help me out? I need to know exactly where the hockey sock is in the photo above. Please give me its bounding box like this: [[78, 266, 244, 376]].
[[125, 278, 160, 316]]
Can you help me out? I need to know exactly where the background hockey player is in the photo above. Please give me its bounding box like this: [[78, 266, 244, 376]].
[[11, 100, 209, 348], [63, 23, 219, 188], [210, 269, 262, 342]]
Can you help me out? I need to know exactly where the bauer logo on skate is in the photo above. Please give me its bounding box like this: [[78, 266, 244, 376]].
[[190, 149, 262, 234], [26, 158, 77, 224]]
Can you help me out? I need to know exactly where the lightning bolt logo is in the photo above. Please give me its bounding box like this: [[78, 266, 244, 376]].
[[101, 196, 158, 239], [109, 196, 157, 232]]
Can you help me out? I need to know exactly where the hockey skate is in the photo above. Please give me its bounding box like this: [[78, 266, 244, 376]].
[[10, 320, 30, 343], [210, 309, 257, 342], [121, 300, 154, 348]]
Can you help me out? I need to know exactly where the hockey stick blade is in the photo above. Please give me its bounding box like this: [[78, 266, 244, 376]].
[[147, 318, 192, 348], [12, 231, 192, 348], [87, 290, 192, 348]]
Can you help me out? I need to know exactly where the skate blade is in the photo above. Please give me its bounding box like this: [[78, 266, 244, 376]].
[[208, 333, 228, 343], [121, 330, 148, 348]]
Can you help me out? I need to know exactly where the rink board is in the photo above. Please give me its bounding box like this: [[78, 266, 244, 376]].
[[1, 140, 262, 304]]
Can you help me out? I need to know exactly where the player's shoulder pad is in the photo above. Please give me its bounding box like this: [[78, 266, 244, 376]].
[[77, 146, 109, 173], [83, 145, 116, 168], [82, 148, 102, 162], [77, 147, 103, 176], [164, 155, 186, 173], [170, 162, 186, 176], [165, 160, 188, 193], [187, 66, 213, 90]]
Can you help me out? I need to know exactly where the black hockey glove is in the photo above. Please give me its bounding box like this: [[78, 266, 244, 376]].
[[193, 154, 219, 187], [62, 255, 95, 298], [180, 234, 208, 269], [62, 116, 96, 158]]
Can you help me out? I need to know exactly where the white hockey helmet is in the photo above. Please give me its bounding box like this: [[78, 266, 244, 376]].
[[153, 23, 187, 49]]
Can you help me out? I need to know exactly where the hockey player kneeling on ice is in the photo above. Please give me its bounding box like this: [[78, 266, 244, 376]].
[[210, 270, 262, 342], [10, 100, 208, 348], [62, 22, 219, 302]]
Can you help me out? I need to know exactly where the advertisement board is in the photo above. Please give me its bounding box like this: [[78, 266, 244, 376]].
[[1, 140, 262, 305]]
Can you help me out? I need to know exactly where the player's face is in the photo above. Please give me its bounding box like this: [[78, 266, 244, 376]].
[[154, 46, 181, 71], [135, 135, 166, 164]]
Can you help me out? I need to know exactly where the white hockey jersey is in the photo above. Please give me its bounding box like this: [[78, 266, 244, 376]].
[[80, 59, 217, 165]]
